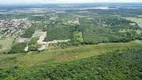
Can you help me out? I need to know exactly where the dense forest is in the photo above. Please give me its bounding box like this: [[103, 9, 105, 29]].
[[0, 49, 142, 80]]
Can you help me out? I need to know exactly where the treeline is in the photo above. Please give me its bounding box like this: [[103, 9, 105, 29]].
[[1, 49, 142, 80]]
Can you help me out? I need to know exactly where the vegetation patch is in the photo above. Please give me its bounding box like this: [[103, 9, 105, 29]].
[[0, 49, 142, 80], [72, 31, 83, 46], [9, 43, 27, 54], [0, 38, 14, 53], [0, 40, 142, 68]]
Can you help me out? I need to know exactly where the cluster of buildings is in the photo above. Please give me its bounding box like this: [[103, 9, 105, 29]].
[[0, 18, 31, 38]]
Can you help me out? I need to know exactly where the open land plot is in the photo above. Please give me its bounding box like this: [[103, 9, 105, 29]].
[[126, 17, 142, 28], [0, 38, 14, 53], [32, 30, 42, 37], [0, 40, 142, 68]]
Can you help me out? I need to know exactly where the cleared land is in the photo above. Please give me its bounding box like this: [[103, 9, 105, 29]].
[[126, 17, 142, 28], [0, 40, 142, 68], [0, 38, 14, 53]]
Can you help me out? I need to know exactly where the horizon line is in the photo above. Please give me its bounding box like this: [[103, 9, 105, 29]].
[[1, 2, 142, 5]]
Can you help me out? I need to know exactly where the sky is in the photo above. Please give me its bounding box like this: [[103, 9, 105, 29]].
[[0, 0, 142, 4]]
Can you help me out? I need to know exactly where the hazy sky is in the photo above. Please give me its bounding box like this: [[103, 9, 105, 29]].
[[0, 0, 142, 4]]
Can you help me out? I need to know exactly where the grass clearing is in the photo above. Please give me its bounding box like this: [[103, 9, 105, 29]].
[[126, 17, 142, 28], [0, 40, 142, 68], [0, 38, 14, 53]]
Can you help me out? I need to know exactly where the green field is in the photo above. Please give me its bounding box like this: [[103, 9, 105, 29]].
[[0, 40, 142, 68], [126, 17, 142, 28], [0, 38, 14, 53]]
